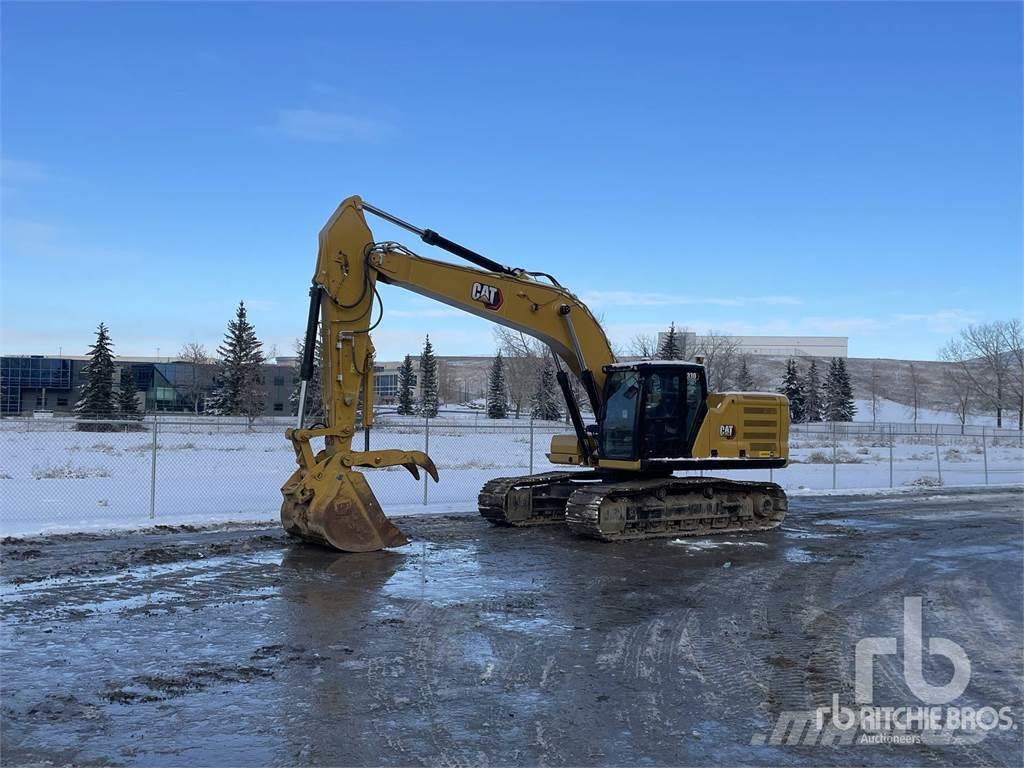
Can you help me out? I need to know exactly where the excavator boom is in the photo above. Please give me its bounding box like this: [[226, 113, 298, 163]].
[[282, 196, 613, 551]]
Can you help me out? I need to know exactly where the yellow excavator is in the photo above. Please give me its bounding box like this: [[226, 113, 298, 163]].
[[281, 196, 790, 552]]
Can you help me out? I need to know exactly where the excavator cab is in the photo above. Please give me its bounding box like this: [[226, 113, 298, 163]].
[[599, 362, 708, 463]]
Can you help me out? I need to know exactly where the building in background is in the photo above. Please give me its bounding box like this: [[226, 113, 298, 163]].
[[655, 333, 848, 359], [0, 355, 295, 417], [373, 361, 420, 405]]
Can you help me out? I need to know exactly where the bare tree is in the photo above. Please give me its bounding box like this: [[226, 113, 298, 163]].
[[437, 359, 460, 405], [906, 362, 922, 426], [177, 342, 211, 414], [943, 321, 1014, 427], [493, 327, 545, 418], [1001, 319, 1024, 430], [938, 352, 973, 435], [869, 360, 884, 427], [735, 354, 756, 391], [628, 333, 658, 358], [696, 331, 740, 391]]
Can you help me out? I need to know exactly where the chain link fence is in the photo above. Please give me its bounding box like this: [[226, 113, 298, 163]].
[[2, 412, 1022, 536]]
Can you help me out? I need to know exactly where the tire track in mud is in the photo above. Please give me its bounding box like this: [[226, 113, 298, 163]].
[[1, 553, 284, 623]]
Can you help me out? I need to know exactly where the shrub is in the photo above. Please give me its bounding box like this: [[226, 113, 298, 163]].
[[32, 461, 111, 480]]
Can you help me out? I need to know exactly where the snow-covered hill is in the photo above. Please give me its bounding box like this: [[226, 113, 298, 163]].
[[852, 398, 1003, 427]]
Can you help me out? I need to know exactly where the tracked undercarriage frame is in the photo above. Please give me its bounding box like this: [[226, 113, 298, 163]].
[[479, 471, 788, 541]]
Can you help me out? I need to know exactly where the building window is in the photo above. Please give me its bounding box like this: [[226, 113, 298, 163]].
[[57, 398, 68, 406], [273, 403, 284, 412], [273, 376, 285, 386], [36, 397, 44, 407]]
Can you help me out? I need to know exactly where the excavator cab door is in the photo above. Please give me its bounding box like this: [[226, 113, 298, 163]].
[[598, 363, 708, 462], [639, 368, 707, 459]]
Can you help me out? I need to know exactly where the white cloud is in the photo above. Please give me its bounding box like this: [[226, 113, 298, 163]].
[[893, 309, 977, 334], [388, 308, 463, 319], [602, 310, 979, 350], [274, 109, 394, 143], [796, 316, 886, 336], [244, 298, 278, 313], [581, 290, 803, 308], [1, 157, 48, 186], [2, 215, 135, 266], [1, 216, 58, 252], [1, 157, 50, 199]]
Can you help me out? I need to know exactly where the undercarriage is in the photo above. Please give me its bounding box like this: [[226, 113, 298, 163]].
[[479, 471, 787, 541]]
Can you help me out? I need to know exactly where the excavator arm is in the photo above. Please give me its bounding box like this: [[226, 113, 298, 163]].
[[281, 196, 615, 551]]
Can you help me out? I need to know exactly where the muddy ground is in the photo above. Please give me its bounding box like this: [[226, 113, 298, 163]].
[[2, 487, 1022, 767]]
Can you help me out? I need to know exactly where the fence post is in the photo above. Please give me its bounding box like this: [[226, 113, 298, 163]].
[[149, 416, 158, 519], [423, 414, 430, 506], [889, 424, 894, 488], [934, 425, 942, 485], [529, 415, 535, 475], [982, 426, 989, 485], [832, 422, 837, 490]]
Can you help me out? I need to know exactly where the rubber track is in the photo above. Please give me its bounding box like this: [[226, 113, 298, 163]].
[[564, 477, 787, 541], [478, 471, 592, 526]]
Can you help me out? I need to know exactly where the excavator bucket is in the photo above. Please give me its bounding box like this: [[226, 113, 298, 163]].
[[281, 443, 438, 552], [281, 462, 408, 552]]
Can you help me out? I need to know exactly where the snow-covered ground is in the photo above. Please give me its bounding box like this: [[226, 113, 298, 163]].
[[1, 419, 1021, 537]]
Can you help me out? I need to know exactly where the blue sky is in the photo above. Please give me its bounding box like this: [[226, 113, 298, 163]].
[[2, 2, 1020, 362]]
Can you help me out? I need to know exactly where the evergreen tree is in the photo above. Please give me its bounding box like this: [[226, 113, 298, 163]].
[[418, 334, 439, 418], [76, 322, 116, 429], [531, 360, 562, 421], [289, 333, 324, 423], [486, 352, 508, 419], [802, 359, 823, 422], [211, 301, 266, 425], [824, 357, 856, 422], [658, 322, 682, 360], [116, 367, 142, 421], [397, 354, 417, 416], [838, 358, 856, 420], [736, 356, 755, 391], [779, 358, 806, 423]]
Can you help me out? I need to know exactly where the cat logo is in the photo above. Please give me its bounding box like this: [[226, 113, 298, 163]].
[[471, 282, 503, 310], [720, 425, 736, 439]]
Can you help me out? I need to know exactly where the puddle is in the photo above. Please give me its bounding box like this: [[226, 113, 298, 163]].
[[669, 539, 768, 550], [815, 517, 900, 531], [783, 548, 815, 564], [780, 525, 840, 541], [930, 544, 1017, 560], [244, 550, 286, 567], [461, 632, 498, 669], [382, 542, 488, 605]]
